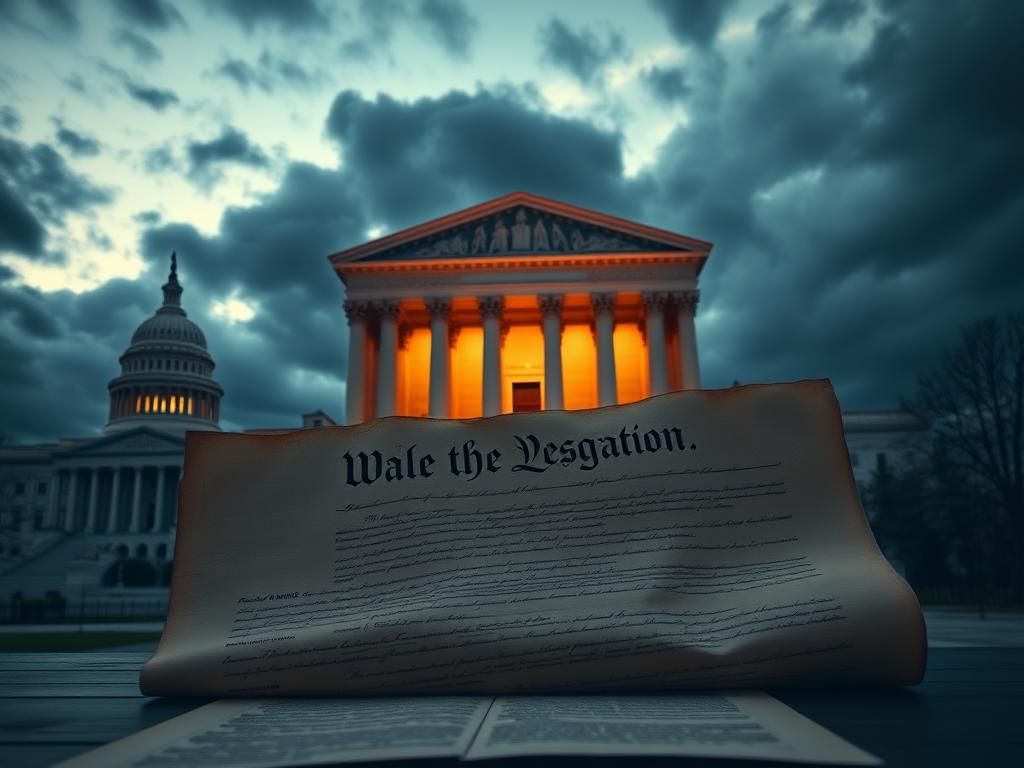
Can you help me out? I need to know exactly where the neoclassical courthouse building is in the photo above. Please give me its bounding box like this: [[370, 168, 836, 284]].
[[0, 192, 927, 603]]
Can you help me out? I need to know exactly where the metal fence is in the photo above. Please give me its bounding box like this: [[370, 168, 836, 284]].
[[0, 594, 168, 624]]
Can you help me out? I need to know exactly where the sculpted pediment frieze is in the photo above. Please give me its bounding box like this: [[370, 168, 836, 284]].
[[373, 206, 682, 262]]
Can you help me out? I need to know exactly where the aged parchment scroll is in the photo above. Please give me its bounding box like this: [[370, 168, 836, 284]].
[[141, 380, 925, 697]]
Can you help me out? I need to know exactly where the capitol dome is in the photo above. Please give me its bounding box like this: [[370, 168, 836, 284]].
[[105, 252, 223, 434]]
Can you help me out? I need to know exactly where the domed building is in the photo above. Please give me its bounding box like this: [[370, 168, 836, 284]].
[[106, 252, 223, 434], [0, 255, 224, 603]]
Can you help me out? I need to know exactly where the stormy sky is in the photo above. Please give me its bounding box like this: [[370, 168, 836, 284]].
[[0, 0, 1020, 442]]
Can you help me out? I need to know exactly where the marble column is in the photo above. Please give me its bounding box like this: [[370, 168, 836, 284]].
[[539, 294, 564, 410], [674, 291, 701, 389], [86, 467, 100, 532], [479, 296, 504, 416], [375, 300, 400, 418], [63, 469, 78, 532], [344, 300, 369, 425], [643, 292, 669, 396], [129, 466, 143, 533], [426, 298, 451, 418], [152, 465, 166, 533], [107, 467, 121, 534], [591, 293, 619, 407], [47, 471, 61, 529]]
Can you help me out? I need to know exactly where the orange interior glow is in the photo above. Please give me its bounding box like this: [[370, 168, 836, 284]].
[[398, 327, 431, 417], [614, 324, 649, 404], [561, 324, 597, 410], [450, 326, 483, 418], [501, 325, 544, 412]]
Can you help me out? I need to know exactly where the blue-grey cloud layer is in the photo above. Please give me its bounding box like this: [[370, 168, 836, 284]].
[[0, 0, 1021, 443]]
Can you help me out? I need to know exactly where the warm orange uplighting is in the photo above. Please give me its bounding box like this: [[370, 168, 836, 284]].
[[187, 396, 193, 415], [169, 395, 177, 414], [135, 394, 141, 413], [451, 326, 483, 418], [501, 325, 544, 412], [398, 327, 431, 417], [614, 324, 649, 404], [561, 324, 597, 410], [144, 395, 151, 413]]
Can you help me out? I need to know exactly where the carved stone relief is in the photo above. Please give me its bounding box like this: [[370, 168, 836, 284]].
[[399, 206, 671, 260]]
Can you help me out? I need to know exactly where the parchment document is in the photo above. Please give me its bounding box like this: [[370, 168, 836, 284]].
[[57, 693, 880, 767], [54, 697, 491, 767], [141, 380, 925, 696], [465, 693, 879, 764]]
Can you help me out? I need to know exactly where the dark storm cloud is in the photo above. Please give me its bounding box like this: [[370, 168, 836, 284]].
[[646, 0, 1024, 408], [209, 0, 331, 33], [648, 0, 738, 49], [133, 209, 160, 225], [359, 0, 406, 45], [134, 162, 366, 428], [211, 52, 319, 94], [110, 0, 185, 30], [112, 27, 162, 64], [756, 3, 791, 38], [0, 0, 78, 38], [538, 18, 627, 85], [417, 0, 478, 59], [185, 126, 269, 185], [35, 0, 78, 33], [212, 57, 269, 94], [0, 106, 21, 132], [0, 278, 153, 441], [0, 135, 113, 247], [124, 80, 179, 111], [143, 143, 174, 173], [0, 179, 45, 255], [53, 120, 100, 157], [641, 66, 691, 104], [325, 86, 643, 230], [64, 74, 86, 94], [808, 0, 866, 32]]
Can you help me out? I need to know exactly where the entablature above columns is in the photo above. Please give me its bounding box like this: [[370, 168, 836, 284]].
[[343, 290, 695, 329]]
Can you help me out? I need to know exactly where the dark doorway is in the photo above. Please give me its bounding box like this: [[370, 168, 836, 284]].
[[512, 381, 542, 412]]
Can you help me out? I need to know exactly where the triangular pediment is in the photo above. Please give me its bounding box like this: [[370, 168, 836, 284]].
[[330, 192, 712, 265], [64, 427, 185, 456]]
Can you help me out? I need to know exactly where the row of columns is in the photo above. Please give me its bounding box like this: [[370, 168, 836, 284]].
[[56, 465, 176, 535], [344, 290, 700, 424], [110, 387, 219, 421]]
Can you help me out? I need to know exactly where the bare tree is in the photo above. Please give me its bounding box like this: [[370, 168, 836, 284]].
[[913, 313, 1024, 599]]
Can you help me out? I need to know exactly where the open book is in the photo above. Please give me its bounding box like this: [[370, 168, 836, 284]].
[[141, 380, 926, 698]]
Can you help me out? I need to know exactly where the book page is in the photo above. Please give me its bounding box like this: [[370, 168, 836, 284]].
[[141, 380, 925, 696], [54, 697, 492, 768], [466, 692, 879, 764]]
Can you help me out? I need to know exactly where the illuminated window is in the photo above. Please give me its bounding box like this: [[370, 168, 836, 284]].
[[144, 395, 151, 413], [187, 396, 193, 415], [169, 396, 177, 414], [135, 394, 141, 413]]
